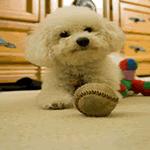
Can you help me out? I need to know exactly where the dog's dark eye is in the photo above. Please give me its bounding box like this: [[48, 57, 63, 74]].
[[60, 31, 70, 38], [84, 27, 92, 32]]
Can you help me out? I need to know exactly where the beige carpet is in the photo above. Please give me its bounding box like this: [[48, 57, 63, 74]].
[[0, 83, 150, 150]]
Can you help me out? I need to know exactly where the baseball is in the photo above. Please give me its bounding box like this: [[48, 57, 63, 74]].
[[74, 83, 119, 117]]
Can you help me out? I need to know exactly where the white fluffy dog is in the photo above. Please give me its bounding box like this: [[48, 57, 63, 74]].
[[25, 6, 126, 110]]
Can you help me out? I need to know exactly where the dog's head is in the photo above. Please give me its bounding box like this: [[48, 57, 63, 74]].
[[25, 6, 126, 67]]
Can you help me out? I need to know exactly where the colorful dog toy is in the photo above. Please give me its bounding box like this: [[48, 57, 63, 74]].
[[118, 58, 150, 96]]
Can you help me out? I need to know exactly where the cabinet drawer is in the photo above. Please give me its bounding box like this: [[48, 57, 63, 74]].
[[0, 31, 29, 63], [123, 34, 150, 62], [120, 0, 150, 7], [0, 31, 27, 53], [136, 62, 150, 76], [123, 41, 150, 56], [0, 0, 39, 22], [120, 3, 150, 34]]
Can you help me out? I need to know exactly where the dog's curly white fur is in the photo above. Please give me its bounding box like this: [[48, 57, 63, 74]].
[[25, 6, 126, 110]]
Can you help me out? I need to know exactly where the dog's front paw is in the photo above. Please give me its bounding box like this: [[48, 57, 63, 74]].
[[36, 91, 74, 110], [41, 101, 73, 110]]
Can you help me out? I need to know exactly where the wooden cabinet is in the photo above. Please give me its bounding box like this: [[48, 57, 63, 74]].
[[112, 0, 150, 76], [0, 0, 46, 83], [120, 3, 150, 34]]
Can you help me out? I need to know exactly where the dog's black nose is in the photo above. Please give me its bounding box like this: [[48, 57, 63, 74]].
[[76, 37, 89, 47]]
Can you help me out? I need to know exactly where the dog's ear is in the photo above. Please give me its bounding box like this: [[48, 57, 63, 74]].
[[25, 22, 53, 67], [103, 18, 126, 53]]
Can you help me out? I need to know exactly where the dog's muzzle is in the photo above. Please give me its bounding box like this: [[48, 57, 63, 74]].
[[76, 37, 89, 47]]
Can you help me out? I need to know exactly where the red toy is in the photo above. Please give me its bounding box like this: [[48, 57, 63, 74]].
[[118, 58, 150, 96]]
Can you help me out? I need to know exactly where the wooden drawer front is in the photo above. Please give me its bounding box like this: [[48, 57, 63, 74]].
[[123, 34, 150, 62], [0, 0, 39, 22], [0, 31, 29, 63], [120, 0, 150, 7], [0, 64, 39, 83], [136, 62, 150, 76], [123, 41, 150, 56], [120, 3, 150, 34]]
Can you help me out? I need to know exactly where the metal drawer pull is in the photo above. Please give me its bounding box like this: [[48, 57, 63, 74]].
[[129, 17, 146, 23], [0, 37, 17, 48], [130, 45, 146, 52]]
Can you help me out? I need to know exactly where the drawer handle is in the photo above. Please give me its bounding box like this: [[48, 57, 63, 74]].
[[0, 37, 17, 48], [129, 17, 146, 23], [130, 45, 146, 52]]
